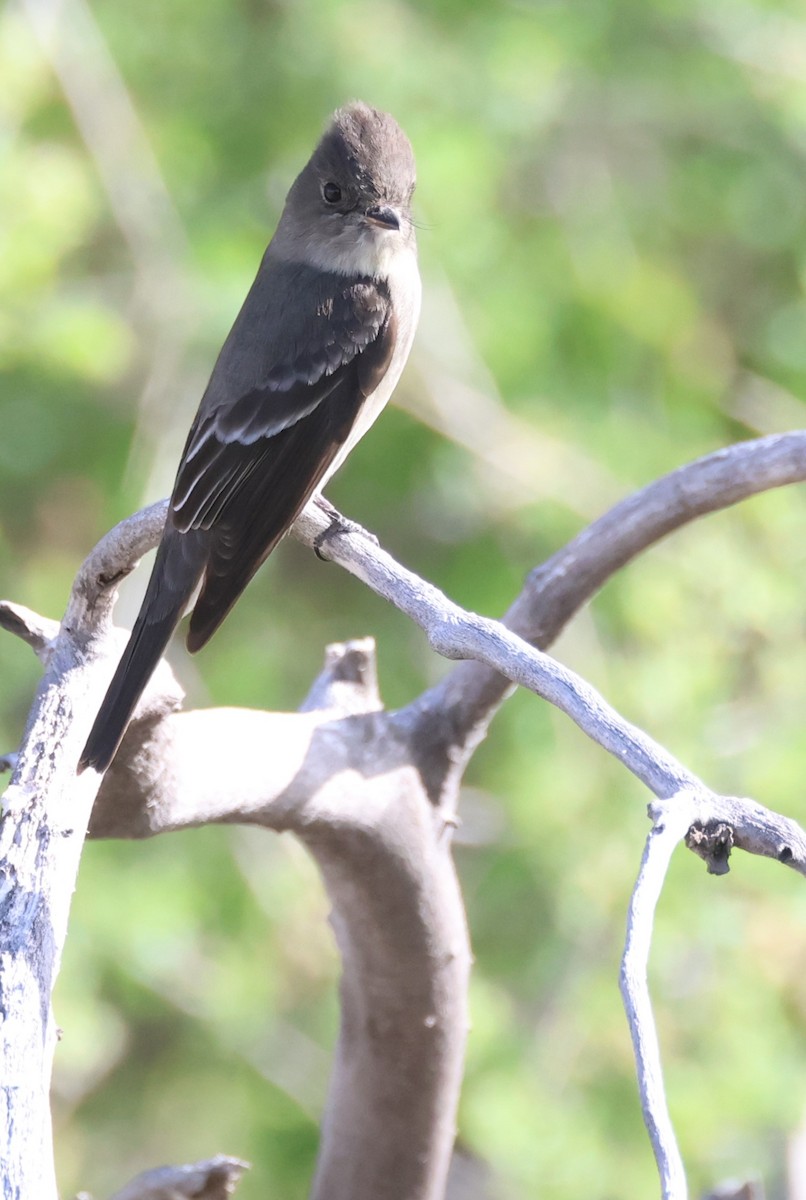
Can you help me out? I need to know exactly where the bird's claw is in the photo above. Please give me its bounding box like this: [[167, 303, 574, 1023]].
[[313, 496, 378, 560]]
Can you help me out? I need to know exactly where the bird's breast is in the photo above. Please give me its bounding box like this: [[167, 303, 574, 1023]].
[[323, 249, 421, 484]]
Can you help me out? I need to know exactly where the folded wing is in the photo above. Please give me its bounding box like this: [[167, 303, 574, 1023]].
[[171, 264, 396, 651]]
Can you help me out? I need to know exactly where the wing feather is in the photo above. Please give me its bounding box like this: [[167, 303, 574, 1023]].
[[172, 272, 391, 534], [165, 263, 396, 651]]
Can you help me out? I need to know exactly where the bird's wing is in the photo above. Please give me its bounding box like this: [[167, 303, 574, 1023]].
[[170, 268, 396, 651], [173, 272, 392, 531]]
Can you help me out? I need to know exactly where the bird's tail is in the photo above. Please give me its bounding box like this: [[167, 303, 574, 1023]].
[[78, 531, 203, 774]]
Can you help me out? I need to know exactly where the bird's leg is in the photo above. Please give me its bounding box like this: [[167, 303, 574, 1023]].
[[312, 495, 379, 560]]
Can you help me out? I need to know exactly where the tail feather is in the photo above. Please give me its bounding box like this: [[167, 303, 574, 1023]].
[[78, 533, 203, 773], [186, 413, 347, 653]]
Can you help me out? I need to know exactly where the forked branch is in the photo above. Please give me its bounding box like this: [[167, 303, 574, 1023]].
[[1, 432, 805, 1198]]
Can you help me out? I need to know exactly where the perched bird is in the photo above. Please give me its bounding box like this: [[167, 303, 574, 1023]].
[[79, 101, 420, 773]]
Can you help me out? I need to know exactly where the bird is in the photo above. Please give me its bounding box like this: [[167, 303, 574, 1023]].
[[78, 101, 420, 773]]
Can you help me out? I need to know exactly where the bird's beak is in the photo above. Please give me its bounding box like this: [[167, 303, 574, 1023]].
[[365, 205, 401, 231]]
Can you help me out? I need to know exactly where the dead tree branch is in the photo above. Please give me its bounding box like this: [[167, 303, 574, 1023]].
[[105, 1155, 249, 1200], [1, 432, 805, 1197], [621, 795, 697, 1200]]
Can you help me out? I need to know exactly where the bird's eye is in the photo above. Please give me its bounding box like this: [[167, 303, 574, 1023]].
[[322, 181, 342, 204]]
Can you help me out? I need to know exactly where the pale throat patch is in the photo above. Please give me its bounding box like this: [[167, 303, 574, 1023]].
[[304, 221, 414, 280]]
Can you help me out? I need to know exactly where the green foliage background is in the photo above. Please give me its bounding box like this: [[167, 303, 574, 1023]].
[[2, 0, 806, 1195]]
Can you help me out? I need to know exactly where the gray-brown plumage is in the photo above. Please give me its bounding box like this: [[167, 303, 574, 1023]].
[[79, 101, 420, 773]]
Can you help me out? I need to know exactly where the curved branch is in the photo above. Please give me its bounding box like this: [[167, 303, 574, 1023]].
[[3, 432, 805, 1199], [66, 499, 168, 638], [290, 487, 806, 884], [411, 430, 806, 765], [66, 433, 806, 806]]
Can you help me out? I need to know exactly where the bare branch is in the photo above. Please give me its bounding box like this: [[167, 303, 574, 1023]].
[[621, 796, 697, 1200], [3, 432, 805, 1198], [0, 602, 59, 659], [413, 430, 806, 758], [295, 497, 806, 888], [511, 430, 806, 644], [692, 794, 806, 872], [106, 1155, 249, 1200], [48, 432, 806, 825], [0, 654, 102, 1197], [66, 499, 168, 638], [13, 434, 804, 864]]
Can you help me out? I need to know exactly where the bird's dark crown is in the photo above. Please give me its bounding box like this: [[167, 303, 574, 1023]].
[[313, 101, 416, 204]]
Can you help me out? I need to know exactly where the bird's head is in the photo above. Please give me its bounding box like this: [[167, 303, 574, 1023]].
[[277, 101, 417, 277]]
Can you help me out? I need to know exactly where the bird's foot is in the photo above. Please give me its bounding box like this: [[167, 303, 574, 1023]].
[[312, 496, 378, 560]]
